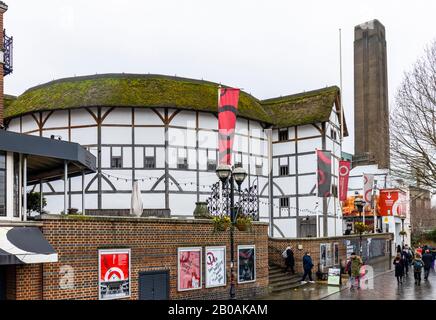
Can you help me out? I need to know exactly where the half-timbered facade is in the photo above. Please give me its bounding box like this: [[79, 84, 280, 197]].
[[4, 74, 347, 238]]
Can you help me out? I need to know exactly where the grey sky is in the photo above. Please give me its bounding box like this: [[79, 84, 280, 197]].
[[4, 0, 436, 155]]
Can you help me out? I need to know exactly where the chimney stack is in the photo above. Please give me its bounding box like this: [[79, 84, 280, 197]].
[[0, 1, 7, 128]]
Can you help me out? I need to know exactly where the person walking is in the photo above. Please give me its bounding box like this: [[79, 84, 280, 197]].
[[283, 246, 295, 274], [412, 254, 424, 286], [401, 246, 411, 276], [422, 249, 432, 281], [393, 253, 405, 285], [349, 252, 363, 290], [397, 245, 402, 254], [301, 251, 315, 284]]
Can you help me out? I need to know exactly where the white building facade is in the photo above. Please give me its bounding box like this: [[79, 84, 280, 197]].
[[5, 74, 347, 238]]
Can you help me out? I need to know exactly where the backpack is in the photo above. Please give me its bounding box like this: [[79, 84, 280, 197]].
[[414, 260, 423, 271], [282, 249, 288, 259]]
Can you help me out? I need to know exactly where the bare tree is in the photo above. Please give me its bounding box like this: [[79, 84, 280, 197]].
[[391, 40, 436, 192]]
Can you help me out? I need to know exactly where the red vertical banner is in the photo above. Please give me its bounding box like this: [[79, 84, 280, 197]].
[[218, 87, 240, 165], [338, 160, 351, 201], [317, 150, 332, 197]]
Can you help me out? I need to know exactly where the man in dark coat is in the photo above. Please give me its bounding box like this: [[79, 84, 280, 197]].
[[401, 247, 411, 275], [301, 251, 315, 284], [422, 249, 433, 280], [284, 246, 295, 274]]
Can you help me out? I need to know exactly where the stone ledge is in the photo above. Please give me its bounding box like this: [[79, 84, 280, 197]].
[[35, 214, 269, 226]]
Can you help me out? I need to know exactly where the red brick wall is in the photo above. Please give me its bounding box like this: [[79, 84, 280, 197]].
[[268, 233, 394, 273], [18, 215, 269, 300]]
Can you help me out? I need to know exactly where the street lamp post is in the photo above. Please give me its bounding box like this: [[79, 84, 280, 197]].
[[354, 192, 366, 256], [216, 164, 247, 300]]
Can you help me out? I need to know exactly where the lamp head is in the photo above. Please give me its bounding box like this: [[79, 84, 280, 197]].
[[233, 167, 247, 186], [216, 164, 232, 182]]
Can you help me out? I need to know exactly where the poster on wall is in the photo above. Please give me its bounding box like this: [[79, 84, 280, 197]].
[[98, 249, 131, 300], [238, 245, 256, 283], [320, 243, 327, 267], [205, 246, 226, 288], [334, 243, 339, 265], [178, 247, 202, 291]]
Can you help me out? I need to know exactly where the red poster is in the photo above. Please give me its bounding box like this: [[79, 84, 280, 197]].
[[317, 150, 332, 197], [218, 88, 240, 165], [99, 249, 130, 300], [378, 189, 407, 217], [178, 248, 202, 291], [338, 160, 351, 201]]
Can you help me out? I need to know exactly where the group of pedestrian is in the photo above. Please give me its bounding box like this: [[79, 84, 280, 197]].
[[393, 244, 434, 286], [282, 246, 315, 284]]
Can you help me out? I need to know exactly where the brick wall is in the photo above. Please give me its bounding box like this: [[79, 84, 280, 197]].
[[269, 233, 394, 274], [13, 215, 268, 300]]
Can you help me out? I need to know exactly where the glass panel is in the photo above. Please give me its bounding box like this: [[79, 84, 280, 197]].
[[13, 153, 19, 217]]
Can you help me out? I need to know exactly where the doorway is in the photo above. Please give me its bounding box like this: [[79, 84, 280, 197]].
[[138, 270, 169, 300], [0, 266, 6, 300]]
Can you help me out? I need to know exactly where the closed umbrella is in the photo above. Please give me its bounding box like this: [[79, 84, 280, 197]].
[[130, 180, 143, 217]]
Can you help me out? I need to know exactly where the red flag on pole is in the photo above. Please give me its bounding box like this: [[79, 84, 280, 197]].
[[317, 150, 332, 197], [338, 160, 351, 201], [218, 87, 240, 165]]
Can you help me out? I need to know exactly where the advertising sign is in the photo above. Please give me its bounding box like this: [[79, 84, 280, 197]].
[[327, 268, 341, 286], [218, 87, 240, 165], [363, 174, 374, 203], [338, 160, 351, 201], [379, 189, 407, 217], [178, 247, 202, 291], [238, 245, 256, 283], [205, 246, 226, 288], [317, 150, 332, 197], [98, 249, 131, 300]]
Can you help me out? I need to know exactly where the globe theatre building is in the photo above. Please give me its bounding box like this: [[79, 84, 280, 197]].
[[4, 74, 347, 238]]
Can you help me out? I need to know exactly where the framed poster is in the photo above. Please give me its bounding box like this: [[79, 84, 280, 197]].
[[320, 243, 327, 267], [326, 243, 332, 266], [327, 268, 341, 286], [334, 242, 339, 265], [205, 246, 226, 288], [178, 247, 202, 291], [238, 245, 256, 284], [98, 249, 131, 300]]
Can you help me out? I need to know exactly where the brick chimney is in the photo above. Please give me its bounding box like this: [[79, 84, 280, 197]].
[[0, 1, 7, 128]]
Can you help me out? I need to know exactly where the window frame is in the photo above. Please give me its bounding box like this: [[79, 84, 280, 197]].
[[0, 151, 6, 217]]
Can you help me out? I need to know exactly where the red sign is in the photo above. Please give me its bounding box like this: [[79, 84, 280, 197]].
[[218, 88, 240, 165], [99, 249, 130, 300], [178, 247, 202, 291], [378, 189, 407, 217], [338, 160, 351, 201]]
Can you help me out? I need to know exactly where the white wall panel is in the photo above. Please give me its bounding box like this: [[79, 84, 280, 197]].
[[274, 177, 296, 195], [297, 124, 320, 138], [102, 108, 132, 125], [198, 149, 207, 170], [155, 147, 165, 168], [141, 193, 165, 209], [123, 147, 132, 168], [170, 171, 197, 192], [170, 110, 196, 127], [21, 115, 38, 133], [44, 195, 63, 214], [198, 130, 217, 149], [273, 142, 295, 156], [198, 113, 217, 130], [70, 108, 96, 126], [102, 193, 131, 209], [249, 121, 263, 138], [135, 108, 164, 125], [71, 127, 97, 145], [102, 127, 132, 144], [44, 110, 68, 128], [7, 118, 20, 132], [168, 128, 196, 147], [233, 135, 249, 153], [134, 127, 165, 145], [274, 219, 296, 238], [169, 193, 196, 216], [41, 129, 69, 141], [298, 137, 322, 153], [298, 175, 316, 194], [298, 153, 316, 174], [298, 195, 318, 213], [236, 118, 248, 136]]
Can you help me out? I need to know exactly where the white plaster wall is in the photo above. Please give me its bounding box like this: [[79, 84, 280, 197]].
[[274, 218, 296, 238], [135, 108, 164, 125], [7, 118, 20, 132], [298, 137, 322, 154], [44, 110, 69, 128], [297, 125, 320, 138], [298, 153, 316, 174], [273, 142, 295, 156], [102, 108, 132, 125], [198, 113, 217, 130], [71, 127, 98, 145], [70, 108, 96, 126], [101, 127, 132, 144], [21, 115, 38, 133], [134, 127, 165, 145]]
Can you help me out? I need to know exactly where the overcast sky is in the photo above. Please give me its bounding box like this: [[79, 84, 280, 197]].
[[4, 0, 436, 154]]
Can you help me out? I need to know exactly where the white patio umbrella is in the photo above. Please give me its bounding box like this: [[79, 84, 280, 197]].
[[130, 180, 143, 217]]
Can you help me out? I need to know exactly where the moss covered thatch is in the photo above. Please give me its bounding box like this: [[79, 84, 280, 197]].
[[4, 74, 271, 123], [4, 74, 343, 129], [261, 86, 340, 128]]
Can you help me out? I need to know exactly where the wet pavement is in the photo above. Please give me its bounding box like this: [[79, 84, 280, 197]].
[[323, 268, 436, 300], [259, 257, 435, 300]]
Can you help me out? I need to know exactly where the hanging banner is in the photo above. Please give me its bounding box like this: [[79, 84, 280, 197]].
[[378, 189, 407, 217], [218, 87, 240, 165], [363, 174, 375, 204], [205, 246, 226, 288], [338, 160, 351, 201], [317, 150, 332, 197], [178, 247, 202, 291], [98, 249, 131, 300]]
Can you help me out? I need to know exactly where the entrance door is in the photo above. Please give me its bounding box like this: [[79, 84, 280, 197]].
[[0, 267, 6, 300], [138, 270, 169, 300]]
